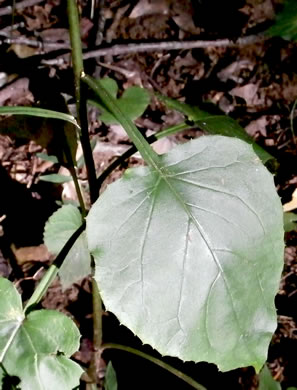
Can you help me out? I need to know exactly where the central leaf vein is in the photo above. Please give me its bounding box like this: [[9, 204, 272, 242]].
[[139, 178, 161, 306]]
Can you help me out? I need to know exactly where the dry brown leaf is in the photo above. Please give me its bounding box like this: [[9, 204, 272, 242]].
[[11, 243, 51, 265], [283, 189, 297, 212]]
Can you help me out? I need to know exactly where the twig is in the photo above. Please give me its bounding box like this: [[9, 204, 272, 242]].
[[83, 34, 266, 59], [0, 0, 44, 16], [0, 36, 70, 50], [40, 34, 266, 65]]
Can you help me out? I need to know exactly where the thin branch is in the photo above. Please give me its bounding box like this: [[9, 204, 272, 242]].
[[83, 34, 266, 59], [39, 34, 266, 65], [0, 0, 44, 16], [0, 36, 70, 50], [0, 34, 266, 61]]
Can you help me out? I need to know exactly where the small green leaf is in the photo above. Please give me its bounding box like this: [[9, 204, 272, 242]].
[[97, 78, 119, 99], [269, 0, 297, 41], [89, 79, 150, 125], [284, 212, 297, 232], [87, 135, 284, 372], [156, 94, 275, 165], [0, 278, 83, 390], [105, 362, 118, 390], [258, 365, 281, 390], [39, 174, 73, 183], [44, 205, 91, 290], [36, 153, 59, 164]]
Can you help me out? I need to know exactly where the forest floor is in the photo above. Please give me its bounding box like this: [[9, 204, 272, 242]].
[[0, 0, 296, 389]]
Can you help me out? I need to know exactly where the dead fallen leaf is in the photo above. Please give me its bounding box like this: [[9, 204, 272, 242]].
[[129, 0, 169, 18], [11, 243, 51, 265], [230, 83, 261, 106], [0, 78, 33, 106], [245, 116, 268, 137], [284, 188, 297, 212]]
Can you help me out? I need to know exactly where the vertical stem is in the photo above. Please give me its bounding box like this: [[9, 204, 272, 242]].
[[67, 0, 98, 205], [67, 0, 102, 385], [88, 277, 103, 380]]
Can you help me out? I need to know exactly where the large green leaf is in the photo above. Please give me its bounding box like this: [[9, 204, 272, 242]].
[[87, 135, 284, 372], [44, 205, 91, 290], [0, 278, 83, 390]]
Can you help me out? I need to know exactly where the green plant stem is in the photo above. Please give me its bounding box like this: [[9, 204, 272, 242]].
[[290, 98, 297, 145], [67, 1, 102, 385], [96, 121, 191, 192], [82, 74, 162, 171], [67, 0, 98, 205], [24, 222, 85, 314], [69, 164, 86, 217], [88, 277, 103, 380], [62, 133, 87, 217], [101, 343, 206, 390]]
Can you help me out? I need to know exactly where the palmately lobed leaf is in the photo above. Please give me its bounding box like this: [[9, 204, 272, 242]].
[[87, 135, 284, 372], [0, 278, 83, 390]]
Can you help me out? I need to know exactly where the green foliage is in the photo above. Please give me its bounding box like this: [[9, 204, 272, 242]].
[[39, 173, 73, 183], [104, 362, 118, 390], [258, 365, 281, 390], [0, 278, 82, 390], [284, 212, 297, 232], [87, 135, 284, 372], [0, 106, 78, 127], [269, 0, 297, 41], [89, 77, 150, 125], [44, 204, 90, 290], [156, 94, 275, 165], [36, 153, 59, 164]]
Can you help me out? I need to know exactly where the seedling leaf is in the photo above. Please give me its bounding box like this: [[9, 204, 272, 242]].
[[258, 364, 281, 390], [283, 212, 297, 232], [104, 362, 118, 390], [39, 174, 73, 183], [89, 78, 150, 125], [44, 204, 91, 290], [87, 135, 284, 372], [0, 278, 83, 390]]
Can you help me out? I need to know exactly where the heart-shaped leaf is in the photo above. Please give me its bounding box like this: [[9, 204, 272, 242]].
[[87, 135, 284, 372], [0, 278, 83, 390], [44, 204, 91, 290], [89, 78, 150, 125]]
